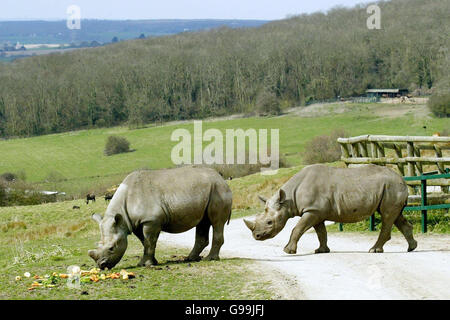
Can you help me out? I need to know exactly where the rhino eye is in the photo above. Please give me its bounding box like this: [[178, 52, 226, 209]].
[[267, 221, 273, 225]]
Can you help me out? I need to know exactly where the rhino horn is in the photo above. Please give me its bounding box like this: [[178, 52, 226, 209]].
[[243, 219, 256, 231], [91, 213, 103, 225], [258, 195, 268, 204]]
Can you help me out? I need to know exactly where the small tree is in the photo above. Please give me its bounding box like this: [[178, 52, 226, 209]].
[[303, 129, 349, 164], [104, 136, 131, 156], [428, 72, 450, 118], [428, 93, 450, 118], [256, 90, 281, 116], [1, 172, 17, 182]]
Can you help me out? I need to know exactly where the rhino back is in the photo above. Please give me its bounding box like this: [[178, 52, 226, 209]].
[[113, 167, 230, 233]]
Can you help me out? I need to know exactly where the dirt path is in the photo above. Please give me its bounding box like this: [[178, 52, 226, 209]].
[[159, 216, 450, 300], [285, 101, 430, 119]]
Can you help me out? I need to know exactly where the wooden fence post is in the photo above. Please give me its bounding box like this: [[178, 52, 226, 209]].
[[406, 142, 415, 176]]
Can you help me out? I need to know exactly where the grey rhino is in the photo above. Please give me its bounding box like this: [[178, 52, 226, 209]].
[[244, 164, 417, 254], [88, 167, 232, 269]]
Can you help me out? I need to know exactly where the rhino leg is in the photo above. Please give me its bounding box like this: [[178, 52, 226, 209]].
[[204, 190, 231, 261], [138, 222, 160, 266], [284, 212, 321, 254], [204, 222, 224, 261], [369, 212, 398, 253], [313, 222, 330, 254], [186, 218, 211, 262], [394, 213, 417, 252]]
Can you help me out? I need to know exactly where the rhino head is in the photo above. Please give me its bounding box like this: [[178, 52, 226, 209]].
[[88, 213, 128, 270], [244, 189, 291, 241]]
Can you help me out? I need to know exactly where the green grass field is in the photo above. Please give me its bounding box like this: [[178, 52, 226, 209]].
[[1, 110, 449, 299], [0, 103, 447, 197], [0, 164, 447, 299], [0, 199, 273, 300]]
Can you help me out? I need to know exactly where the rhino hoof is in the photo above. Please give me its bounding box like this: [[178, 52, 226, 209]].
[[146, 260, 158, 267], [315, 247, 330, 254], [283, 247, 297, 255], [204, 255, 220, 261], [138, 258, 158, 267], [408, 240, 418, 252], [369, 248, 384, 253], [185, 256, 202, 262]]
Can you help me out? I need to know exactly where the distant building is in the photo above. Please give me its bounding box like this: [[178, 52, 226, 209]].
[[366, 89, 409, 98]]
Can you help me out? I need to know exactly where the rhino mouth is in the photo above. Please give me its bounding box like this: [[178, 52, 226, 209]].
[[98, 258, 117, 270], [254, 232, 273, 241]]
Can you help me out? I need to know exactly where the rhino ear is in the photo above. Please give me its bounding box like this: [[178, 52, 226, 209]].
[[258, 195, 267, 204], [276, 189, 286, 204], [91, 213, 103, 225]]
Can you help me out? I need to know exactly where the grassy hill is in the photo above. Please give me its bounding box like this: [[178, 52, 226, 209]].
[[0, 102, 448, 197]]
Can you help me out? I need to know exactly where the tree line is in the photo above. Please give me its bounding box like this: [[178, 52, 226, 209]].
[[0, 0, 448, 137]]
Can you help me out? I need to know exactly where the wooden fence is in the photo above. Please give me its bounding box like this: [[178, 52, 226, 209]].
[[337, 135, 450, 179]]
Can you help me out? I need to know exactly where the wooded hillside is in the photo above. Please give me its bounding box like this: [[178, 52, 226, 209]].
[[0, 0, 448, 137]]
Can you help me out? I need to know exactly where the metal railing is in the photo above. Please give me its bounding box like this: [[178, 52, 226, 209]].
[[403, 172, 450, 233]]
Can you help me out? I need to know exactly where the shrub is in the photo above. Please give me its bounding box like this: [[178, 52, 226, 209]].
[[95, 118, 107, 127], [1, 172, 17, 182], [428, 93, 450, 118], [104, 136, 131, 156], [0, 179, 52, 207], [303, 129, 349, 164], [256, 90, 282, 116]]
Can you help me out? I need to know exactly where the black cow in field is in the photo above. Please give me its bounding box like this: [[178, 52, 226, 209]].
[[104, 193, 113, 202], [86, 194, 96, 204]]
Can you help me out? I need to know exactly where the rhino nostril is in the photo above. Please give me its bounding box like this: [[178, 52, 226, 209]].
[[255, 234, 261, 239]]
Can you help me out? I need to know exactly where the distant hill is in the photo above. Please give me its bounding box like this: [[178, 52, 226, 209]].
[[0, 0, 448, 137], [0, 19, 269, 44]]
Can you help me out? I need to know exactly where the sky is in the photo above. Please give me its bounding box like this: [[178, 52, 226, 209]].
[[1, 0, 370, 20]]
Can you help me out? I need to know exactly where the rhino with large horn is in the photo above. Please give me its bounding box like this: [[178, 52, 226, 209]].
[[88, 167, 232, 270], [244, 164, 417, 254]]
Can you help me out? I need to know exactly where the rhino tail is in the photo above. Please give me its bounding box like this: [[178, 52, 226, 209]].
[[227, 205, 232, 225]]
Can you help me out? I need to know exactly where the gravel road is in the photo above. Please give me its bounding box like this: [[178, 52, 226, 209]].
[[159, 216, 450, 300]]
